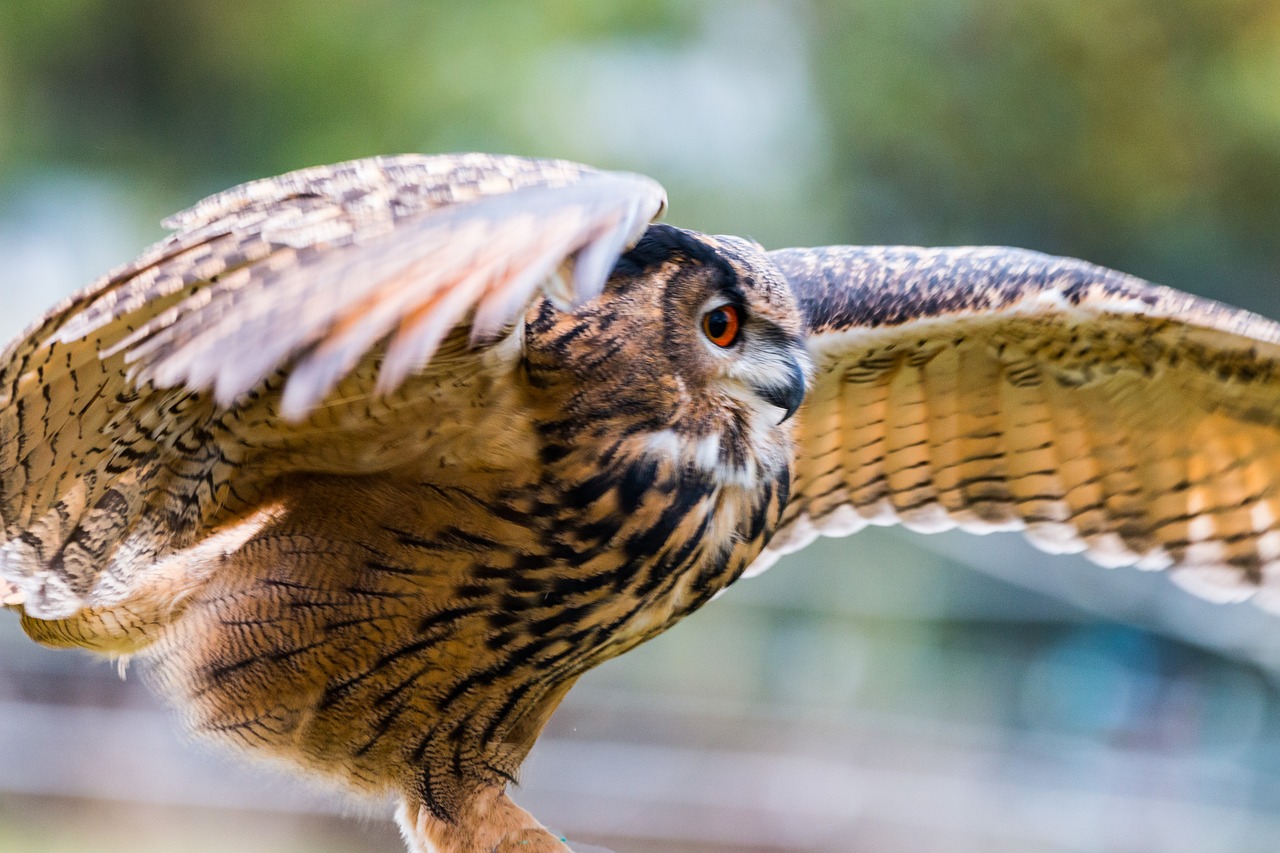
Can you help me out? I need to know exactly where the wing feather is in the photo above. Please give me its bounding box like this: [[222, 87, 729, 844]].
[[758, 245, 1280, 609], [64, 158, 663, 415], [0, 153, 665, 626]]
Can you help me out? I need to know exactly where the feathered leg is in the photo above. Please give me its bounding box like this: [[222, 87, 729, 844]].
[[396, 786, 572, 853]]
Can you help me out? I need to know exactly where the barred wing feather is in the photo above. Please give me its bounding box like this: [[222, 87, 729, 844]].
[[0, 153, 665, 625], [760, 245, 1280, 610]]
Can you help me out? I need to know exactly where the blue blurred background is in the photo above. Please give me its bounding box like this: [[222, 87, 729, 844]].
[[3, 2, 1280, 851]]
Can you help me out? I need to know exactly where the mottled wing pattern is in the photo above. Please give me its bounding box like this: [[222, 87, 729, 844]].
[[56, 154, 664, 415], [760, 245, 1280, 608], [0, 153, 665, 627]]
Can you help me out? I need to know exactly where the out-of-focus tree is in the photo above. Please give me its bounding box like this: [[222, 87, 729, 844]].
[[807, 0, 1280, 310], [0, 1, 695, 191], [4, 0, 1279, 308]]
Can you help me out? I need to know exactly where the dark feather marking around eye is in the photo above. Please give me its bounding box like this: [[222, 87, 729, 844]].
[[614, 224, 728, 276], [751, 320, 804, 351], [615, 224, 743, 309]]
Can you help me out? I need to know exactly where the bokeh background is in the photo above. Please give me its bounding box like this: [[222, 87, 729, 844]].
[[3, 2, 1280, 851]]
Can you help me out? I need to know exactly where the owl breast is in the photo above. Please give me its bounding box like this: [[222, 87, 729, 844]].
[[559, 421, 794, 638], [141, 412, 789, 815]]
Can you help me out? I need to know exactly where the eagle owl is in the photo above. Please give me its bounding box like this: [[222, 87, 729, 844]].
[[4, 154, 1280, 852]]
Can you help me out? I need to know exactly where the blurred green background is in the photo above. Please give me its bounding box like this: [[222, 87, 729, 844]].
[[3, 2, 1280, 852]]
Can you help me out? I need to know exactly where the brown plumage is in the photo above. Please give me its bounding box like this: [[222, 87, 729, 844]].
[[4, 153, 1280, 852]]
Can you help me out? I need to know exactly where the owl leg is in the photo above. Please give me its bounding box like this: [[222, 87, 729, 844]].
[[396, 786, 572, 853]]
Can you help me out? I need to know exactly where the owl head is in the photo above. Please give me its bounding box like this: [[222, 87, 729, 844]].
[[524, 224, 810, 484]]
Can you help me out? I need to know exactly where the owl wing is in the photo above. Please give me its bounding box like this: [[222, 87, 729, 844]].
[[757, 245, 1280, 609], [1, 154, 665, 621]]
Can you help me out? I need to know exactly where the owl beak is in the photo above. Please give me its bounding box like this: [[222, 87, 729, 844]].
[[755, 357, 807, 423]]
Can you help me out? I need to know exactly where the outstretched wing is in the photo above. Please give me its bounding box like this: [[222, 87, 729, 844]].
[[758, 245, 1280, 609], [0, 153, 665, 623]]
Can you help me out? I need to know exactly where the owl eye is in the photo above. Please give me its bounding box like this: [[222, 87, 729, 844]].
[[702, 305, 741, 348]]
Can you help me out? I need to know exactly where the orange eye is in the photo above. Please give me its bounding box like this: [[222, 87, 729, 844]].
[[702, 305, 741, 347]]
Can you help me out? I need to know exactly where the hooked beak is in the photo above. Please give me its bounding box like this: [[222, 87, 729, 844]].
[[753, 356, 807, 423]]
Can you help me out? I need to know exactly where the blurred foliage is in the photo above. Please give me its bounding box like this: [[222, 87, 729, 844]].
[[807, 0, 1280, 292], [0, 1, 695, 189], [0, 0, 1275, 301]]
